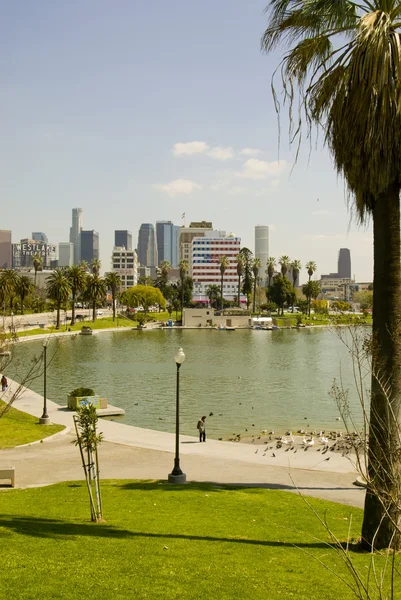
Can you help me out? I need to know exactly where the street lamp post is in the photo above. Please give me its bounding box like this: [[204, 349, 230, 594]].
[[39, 339, 50, 425], [168, 348, 186, 484]]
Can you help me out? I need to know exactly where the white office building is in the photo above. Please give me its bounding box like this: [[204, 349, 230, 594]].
[[58, 242, 74, 267], [111, 246, 138, 290], [255, 225, 269, 283], [191, 231, 242, 302]]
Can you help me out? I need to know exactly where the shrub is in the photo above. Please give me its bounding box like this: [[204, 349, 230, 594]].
[[70, 387, 95, 398]]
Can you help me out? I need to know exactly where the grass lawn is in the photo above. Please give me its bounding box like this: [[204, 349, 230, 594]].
[[0, 400, 64, 448], [0, 481, 397, 600]]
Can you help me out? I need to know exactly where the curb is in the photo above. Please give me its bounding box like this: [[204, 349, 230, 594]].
[[14, 426, 71, 449]]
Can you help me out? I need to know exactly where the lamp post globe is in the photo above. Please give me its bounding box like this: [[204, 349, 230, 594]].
[[168, 348, 186, 484], [39, 339, 51, 425]]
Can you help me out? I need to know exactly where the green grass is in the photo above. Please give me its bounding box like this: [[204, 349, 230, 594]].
[[0, 400, 64, 448], [0, 481, 398, 599]]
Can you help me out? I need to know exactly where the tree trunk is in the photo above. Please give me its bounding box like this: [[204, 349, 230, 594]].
[[21, 294, 25, 315], [71, 291, 76, 326], [238, 276, 241, 308], [92, 301, 96, 322], [181, 278, 184, 317], [253, 280, 256, 313], [362, 183, 401, 550], [112, 291, 116, 321], [56, 304, 61, 329], [221, 274, 224, 311]]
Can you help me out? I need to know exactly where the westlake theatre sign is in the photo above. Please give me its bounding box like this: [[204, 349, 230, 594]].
[[13, 243, 56, 256]]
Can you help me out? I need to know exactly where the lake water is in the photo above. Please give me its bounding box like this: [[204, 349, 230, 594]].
[[9, 328, 368, 439]]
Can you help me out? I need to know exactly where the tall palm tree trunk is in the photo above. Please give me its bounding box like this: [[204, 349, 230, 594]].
[[181, 277, 184, 318], [56, 303, 61, 329], [21, 294, 25, 315], [92, 301, 96, 322], [71, 292, 76, 326], [220, 274, 224, 311], [238, 275, 241, 308], [362, 184, 401, 550], [253, 279, 257, 313], [112, 291, 116, 321]]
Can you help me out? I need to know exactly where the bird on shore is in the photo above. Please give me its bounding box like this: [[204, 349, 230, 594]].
[[255, 449, 258, 454], [272, 453, 276, 457], [209, 412, 214, 416], [325, 457, 330, 461], [303, 437, 315, 447]]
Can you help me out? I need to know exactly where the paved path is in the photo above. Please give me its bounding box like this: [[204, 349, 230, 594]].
[[0, 382, 366, 508]]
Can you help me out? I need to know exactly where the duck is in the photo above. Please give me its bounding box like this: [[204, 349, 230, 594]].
[[303, 437, 315, 447], [319, 436, 329, 445]]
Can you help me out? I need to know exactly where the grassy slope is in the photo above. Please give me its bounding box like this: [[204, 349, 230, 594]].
[[0, 400, 64, 448], [0, 481, 397, 600]]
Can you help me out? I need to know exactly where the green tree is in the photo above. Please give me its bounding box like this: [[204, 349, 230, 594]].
[[124, 285, 166, 316], [179, 260, 189, 314], [1, 269, 19, 313], [86, 275, 106, 322], [302, 281, 321, 317], [236, 254, 245, 308], [91, 259, 101, 276], [15, 275, 34, 315], [240, 248, 253, 308], [353, 290, 373, 310], [305, 261, 317, 282], [266, 257, 276, 287], [104, 272, 122, 321], [206, 284, 221, 309], [155, 261, 172, 300], [46, 269, 71, 329], [138, 275, 154, 286], [219, 255, 230, 310], [263, 1, 401, 547], [268, 274, 294, 315], [67, 265, 87, 325], [32, 253, 43, 288], [252, 258, 262, 312], [290, 260, 302, 312], [278, 256, 290, 279]]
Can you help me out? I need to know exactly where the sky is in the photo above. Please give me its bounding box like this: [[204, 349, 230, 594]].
[[0, 0, 373, 283]]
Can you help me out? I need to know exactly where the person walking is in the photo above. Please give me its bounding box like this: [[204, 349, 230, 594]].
[[1, 375, 8, 391], [197, 416, 206, 442]]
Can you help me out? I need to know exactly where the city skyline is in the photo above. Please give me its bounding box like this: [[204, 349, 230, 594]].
[[1, 1, 373, 281]]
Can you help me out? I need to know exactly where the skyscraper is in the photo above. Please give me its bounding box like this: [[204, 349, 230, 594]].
[[80, 230, 99, 264], [32, 232, 48, 243], [69, 208, 83, 265], [0, 230, 12, 269], [255, 226, 269, 282], [137, 224, 158, 267], [179, 221, 213, 274], [58, 242, 74, 267], [338, 248, 351, 279], [156, 221, 180, 267], [115, 230, 132, 251]]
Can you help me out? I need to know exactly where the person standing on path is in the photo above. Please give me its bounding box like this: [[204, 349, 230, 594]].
[[197, 416, 206, 442], [1, 375, 8, 391]]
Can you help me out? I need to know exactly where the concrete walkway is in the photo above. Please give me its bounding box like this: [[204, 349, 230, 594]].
[[0, 381, 366, 508]]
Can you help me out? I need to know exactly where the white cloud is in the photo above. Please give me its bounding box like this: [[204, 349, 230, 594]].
[[173, 142, 209, 156], [236, 158, 288, 180], [156, 179, 202, 197], [207, 146, 234, 160], [240, 148, 263, 157]]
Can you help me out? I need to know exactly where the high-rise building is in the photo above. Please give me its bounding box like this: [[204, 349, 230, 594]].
[[0, 230, 12, 269], [69, 208, 83, 265], [137, 224, 158, 267], [179, 221, 213, 274], [111, 246, 138, 290], [255, 226, 269, 283], [192, 231, 242, 302], [32, 232, 48, 243], [58, 242, 74, 267], [12, 239, 57, 269], [338, 248, 351, 279], [156, 221, 180, 268], [114, 230, 132, 251], [80, 230, 99, 264]]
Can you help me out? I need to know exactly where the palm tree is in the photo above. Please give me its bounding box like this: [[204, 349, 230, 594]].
[[305, 261, 317, 282], [236, 254, 245, 308], [1, 269, 19, 313], [206, 284, 220, 309], [278, 256, 290, 279], [179, 260, 189, 316], [105, 272, 122, 321], [79, 260, 90, 273], [263, 0, 401, 550], [218, 255, 230, 311], [46, 269, 71, 329], [290, 260, 302, 312], [266, 257, 276, 288], [15, 275, 34, 315], [32, 253, 43, 288], [91, 259, 101, 276], [67, 265, 87, 325], [86, 274, 106, 322], [252, 258, 262, 313], [240, 248, 254, 309]]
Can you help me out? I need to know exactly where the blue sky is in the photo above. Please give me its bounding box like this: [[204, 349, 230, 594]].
[[0, 0, 373, 282]]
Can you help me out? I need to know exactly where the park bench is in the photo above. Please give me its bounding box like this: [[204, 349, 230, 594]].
[[0, 467, 15, 487]]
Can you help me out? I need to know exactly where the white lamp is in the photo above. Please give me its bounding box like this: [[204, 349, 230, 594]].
[[175, 348, 186, 365]]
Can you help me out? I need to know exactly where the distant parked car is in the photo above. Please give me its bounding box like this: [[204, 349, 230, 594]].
[[96, 310, 104, 316]]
